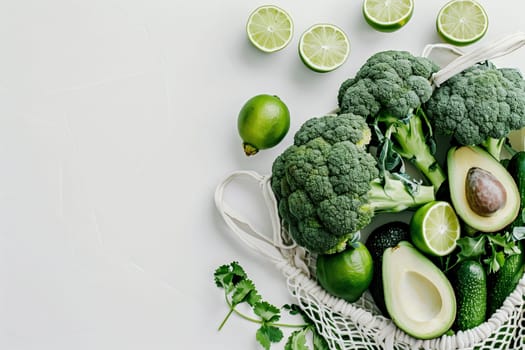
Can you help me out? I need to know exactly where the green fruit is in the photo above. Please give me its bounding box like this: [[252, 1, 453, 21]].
[[246, 5, 293, 53], [365, 221, 410, 315], [237, 94, 290, 156], [436, 0, 488, 46], [383, 241, 456, 339], [362, 0, 414, 33], [447, 146, 520, 232], [316, 242, 373, 303], [410, 201, 460, 257], [298, 23, 350, 73], [487, 248, 524, 317], [506, 151, 525, 230], [451, 260, 487, 331]]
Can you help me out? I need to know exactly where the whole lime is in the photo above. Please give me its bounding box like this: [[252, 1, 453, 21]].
[[237, 94, 290, 156], [316, 242, 374, 303]]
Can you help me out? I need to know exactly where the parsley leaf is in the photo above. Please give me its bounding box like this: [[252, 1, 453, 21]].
[[284, 329, 308, 350], [256, 324, 284, 350], [214, 261, 247, 292], [456, 235, 486, 264], [446, 232, 521, 274], [231, 279, 257, 305], [214, 262, 329, 349], [254, 301, 281, 323]]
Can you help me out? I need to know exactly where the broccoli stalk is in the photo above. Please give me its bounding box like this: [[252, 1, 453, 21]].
[[480, 137, 517, 161], [367, 171, 436, 213], [374, 108, 446, 191], [271, 113, 435, 255], [337, 50, 446, 192]]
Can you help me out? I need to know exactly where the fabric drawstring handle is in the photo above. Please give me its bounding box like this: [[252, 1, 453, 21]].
[[214, 170, 297, 265], [425, 32, 525, 87]]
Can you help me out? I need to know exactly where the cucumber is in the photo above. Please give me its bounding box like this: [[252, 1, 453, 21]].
[[451, 260, 487, 330], [486, 152, 525, 317], [365, 221, 410, 315], [487, 249, 524, 317]]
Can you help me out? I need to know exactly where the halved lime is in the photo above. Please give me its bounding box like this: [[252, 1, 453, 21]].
[[362, 0, 414, 32], [436, 0, 488, 46], [246, 5, 293, 53], [298, 24, 350, 73], [410, 201, 461, 257]]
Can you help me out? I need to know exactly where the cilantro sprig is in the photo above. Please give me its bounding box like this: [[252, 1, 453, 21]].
[[444, 232, 522, 274], [214, 262, 329, 350]]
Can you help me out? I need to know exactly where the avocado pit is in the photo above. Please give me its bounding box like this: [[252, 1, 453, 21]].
[[465, 167, 507, 216]]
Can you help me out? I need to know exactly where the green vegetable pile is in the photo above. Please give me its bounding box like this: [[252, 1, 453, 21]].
[[215, 48, 525, 349], [338, 50, 446, 190], [271, 112, 435, 254], [269, 49, 525, 340]]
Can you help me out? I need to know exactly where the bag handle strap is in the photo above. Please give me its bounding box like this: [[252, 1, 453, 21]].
[[214, 170, 296, 265], [429, 32, 525, 87]]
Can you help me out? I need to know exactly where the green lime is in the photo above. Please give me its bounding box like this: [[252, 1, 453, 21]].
[[410, 201, 461, 257], [298, 23, 350, 73], [246, 5, 293, 53], [237, 94, 290, 156], [316, 242, 373, 302], [436, 0, 488, 46], [362, 0, 414, 32]]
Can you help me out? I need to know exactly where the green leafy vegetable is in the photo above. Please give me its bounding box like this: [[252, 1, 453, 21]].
[[271, 113, 435, 254], [445, 232, 521, 274], [425, 61, 525, 161], [214, 262, 329, 350], [337, 50, 446, 190]]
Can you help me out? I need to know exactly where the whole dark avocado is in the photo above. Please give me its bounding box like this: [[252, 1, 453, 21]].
[[365, 221, 410, 315]]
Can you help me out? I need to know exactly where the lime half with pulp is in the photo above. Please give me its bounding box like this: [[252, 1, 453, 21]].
[[363, 0, 414, 32], [410, 201, 461, 257], [298, 24, 350, 73], [436, 0, 488, 46], [246, 5, 293, 53]]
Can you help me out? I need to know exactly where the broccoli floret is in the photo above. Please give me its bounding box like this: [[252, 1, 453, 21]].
[[425, 61, 525, 159], [337, 50, 446, 191], [271, 113, 435, 254], [294, 112, 372, 147], [338, 50, 438, 118]]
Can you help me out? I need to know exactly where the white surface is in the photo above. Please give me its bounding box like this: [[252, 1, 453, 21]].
[[1, 1, 525, 349]]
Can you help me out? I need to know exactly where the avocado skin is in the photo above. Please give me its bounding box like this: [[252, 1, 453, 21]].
[[365, 221, 410, 315], [506, 151, 525, 229], [487, 248, 525, 318], [435, 179, 451, 203], [451, 260, 487, 330]]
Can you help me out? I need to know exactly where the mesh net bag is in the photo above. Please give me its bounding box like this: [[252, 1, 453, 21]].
[[215, 35, 525, 350], [215, 170, 525, 350]]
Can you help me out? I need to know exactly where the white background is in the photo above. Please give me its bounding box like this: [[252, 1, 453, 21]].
[[1, 1, 525, 349]]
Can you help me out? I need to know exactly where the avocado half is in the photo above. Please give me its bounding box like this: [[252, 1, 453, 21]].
[[383, 241, 456, 339], [447, 146, 520, 232]]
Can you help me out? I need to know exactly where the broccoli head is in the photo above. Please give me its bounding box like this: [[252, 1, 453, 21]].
[[425, 61, 525, 158], [338, 50, 439, 118], [271, 113, 435, 254], [336, 50, 445, 191]]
